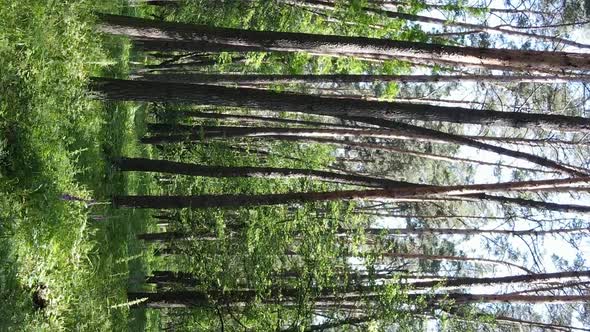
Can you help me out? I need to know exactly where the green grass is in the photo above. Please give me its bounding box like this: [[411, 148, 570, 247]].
[[0, 0, 156, 330]]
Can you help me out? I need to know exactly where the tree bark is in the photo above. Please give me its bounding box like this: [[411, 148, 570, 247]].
[[97, 14, 590, 73], [218, 134, 559, 174], [113, 176, 590, 210], [289, 0, 590, 50], [177, 110, 357, 129], [127, 291, 209, 308], [359, 226, 590, 237], [115, 157, 590, 213], [114, 156, 409, 188], [91, 78, 588, 176], [408, 269, 590, 289], [135, 73, 590, 84], [380, 252, 534, 273], [92, 78, 590, 133]]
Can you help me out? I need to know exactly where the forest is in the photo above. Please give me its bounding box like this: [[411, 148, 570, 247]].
[[1, 0, 590, 330]]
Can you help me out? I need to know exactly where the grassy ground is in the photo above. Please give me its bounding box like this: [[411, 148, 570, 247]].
[[0, 0, 155, 330]]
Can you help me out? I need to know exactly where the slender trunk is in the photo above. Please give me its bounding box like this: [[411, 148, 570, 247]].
[[439, 293, 590, 304], [241, 135, 559, 174], [134, 73, 590, 84], [287, 0, 590, 50], [143, 123, 452, 141], [472, 193, 590, 214], [369, 0, 551, 16], [97, 14, 590, 72], [113, 177, 590, 211], [117, 158, 590, 214], [114, 157, 408, 188], [408, 270, 590, 289], [491, 315, 590, 332], [467, 135, 590, 147], [341, 116, 589, 176], [177, 110, 357, 129], [360, 226, 590, 237], [381, 252, 534, 273], [91, 78, 588, 176], [505, 280, 590, 295]]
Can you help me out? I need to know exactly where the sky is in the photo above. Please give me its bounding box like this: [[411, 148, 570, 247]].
[[377, 0, 590, 328]]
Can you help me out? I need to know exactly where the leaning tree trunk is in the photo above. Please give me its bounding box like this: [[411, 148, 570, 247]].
[[172, 133, 558, 174]]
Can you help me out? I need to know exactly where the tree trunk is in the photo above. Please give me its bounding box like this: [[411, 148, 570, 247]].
[[228, 134, 559, 174], [92, 78, 590, 133], [97, 14, 590, 73], [133, 38, 263, 53], [281, 315, 377, 332], [369, 0, 551, 16], [91, 78, 588, 176], [127, 291, 208, 308], [177, 110, 357, 129], [113, 176, 590, 210], [135, 73, 589, 84], [317, 0, 590, 50], [116, 158, 590, 213], [359, 226, 590, 237], [137, 231, 189, 242], [408, 269, 590, 289], [114, 156, 409, 188], [379, 252, 534, 273], [146, 271, 202, 286]]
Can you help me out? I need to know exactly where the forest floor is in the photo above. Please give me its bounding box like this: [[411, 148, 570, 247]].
[[0, 1, 155, 330]]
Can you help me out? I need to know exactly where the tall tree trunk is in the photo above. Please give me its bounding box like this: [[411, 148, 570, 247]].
[[379, 252, 534, 273], [135, 73, 589, 84], [97, 14, 590, 73], [143, 123, 423, 141], [294, 0, 590, 50], [114, 157, 409, 188], [116, 160, 589, 213], [359, 226, 590, 237], [368, 0, 551, 16], [177, 110, 357, 129], [229, 134, 559, 174], [340, 116, 589, 176], [91, 78, 588, 176], [466, 135, 590, 147], [92, 78, 590, 133], [408, 269, 590, 289], [113, 176, 590, 210], [133, 38, 263, 53]]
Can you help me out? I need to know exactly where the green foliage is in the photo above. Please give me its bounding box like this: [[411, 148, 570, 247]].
[[0, 0, 156, 330]]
